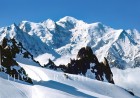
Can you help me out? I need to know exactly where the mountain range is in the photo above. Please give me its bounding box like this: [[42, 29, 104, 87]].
[[0, 16, 140, 68], [0, 16, 140, 98]]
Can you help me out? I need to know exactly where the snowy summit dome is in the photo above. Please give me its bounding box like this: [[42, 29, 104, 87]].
[[56, 16, 78, 29]]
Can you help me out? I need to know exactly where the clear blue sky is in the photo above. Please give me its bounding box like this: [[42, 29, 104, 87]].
[[0, 0, 139, 31]]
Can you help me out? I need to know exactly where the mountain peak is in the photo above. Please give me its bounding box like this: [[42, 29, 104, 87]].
[[56, 16, 86, 29], [43, 19, 56, 30], [90, 22, 111, 30], [20, 20, 32, 24], [43, 19, 54, 23], [57, 16, 78, 27], [11, 23, 18, 28], [58, 16, 78, 23]]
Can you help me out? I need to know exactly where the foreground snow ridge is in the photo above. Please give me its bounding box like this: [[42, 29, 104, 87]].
[[0, 64, 135, 98]]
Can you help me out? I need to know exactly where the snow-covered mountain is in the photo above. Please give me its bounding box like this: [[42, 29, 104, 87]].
[[0, 16, 140, 98], [0, 23, 59, 57], [1, 16, 139, 68]]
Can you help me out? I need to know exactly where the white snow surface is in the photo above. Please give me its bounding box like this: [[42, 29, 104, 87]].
[[0, 62, 136, 98], [35, 53, 55, 66], [112, 67, 140, 97]]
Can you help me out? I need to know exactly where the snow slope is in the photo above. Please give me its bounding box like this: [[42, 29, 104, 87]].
[[0, 63, 135, 98], [112, 67, 140, 97]]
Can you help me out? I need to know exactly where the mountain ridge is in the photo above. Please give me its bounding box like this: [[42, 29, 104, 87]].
[[0, 16, 140, 68]]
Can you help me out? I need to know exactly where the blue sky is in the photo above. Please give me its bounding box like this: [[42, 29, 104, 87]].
[[0, 0, 139, 30]]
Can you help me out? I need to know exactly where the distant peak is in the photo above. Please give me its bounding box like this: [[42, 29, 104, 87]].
[[61, 16, 77, 20], [13, 23, 17, 27], [21, 20, 31, 24], [10, 23, 17, 27], [43, 19, 55, 24], [94, 22, 102, 25], [11, 23, 19, 30], [20, 20, 37, 26], [58, 16, 78, 23], [90, 22, 105, 27], [43, 19, 56, 30], [120, 29, 127, 34]]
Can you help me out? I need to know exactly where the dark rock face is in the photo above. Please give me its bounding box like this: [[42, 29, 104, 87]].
[[1, 38, 34, 84], [92, 57, 114, 84], [45, 46, 115, 84], [44, 59, 57, 70], [44, 59, 67, 72]]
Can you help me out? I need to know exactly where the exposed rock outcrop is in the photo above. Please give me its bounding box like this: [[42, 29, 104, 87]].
[[0, 38, 39, 84], [44, 46, 114, 84]]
